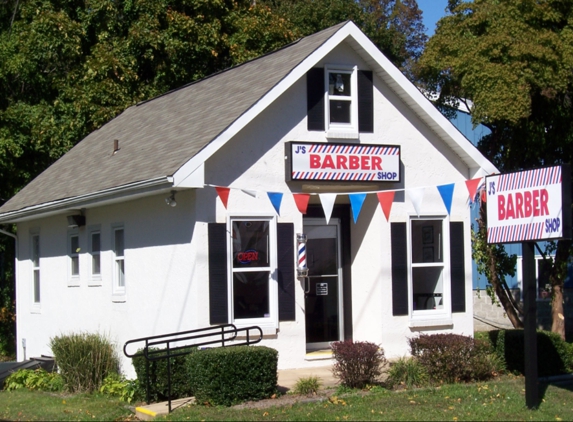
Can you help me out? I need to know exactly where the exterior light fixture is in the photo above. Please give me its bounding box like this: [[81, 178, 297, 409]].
[[165, 191, 177, 207]]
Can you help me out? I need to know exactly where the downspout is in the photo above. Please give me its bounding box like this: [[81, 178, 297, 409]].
[[0, 228, 19, 359]]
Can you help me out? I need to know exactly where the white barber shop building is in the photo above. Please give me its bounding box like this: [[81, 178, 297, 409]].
[[0, 21, 497, 377]]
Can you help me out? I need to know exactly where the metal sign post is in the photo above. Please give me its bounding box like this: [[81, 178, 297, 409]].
[[522, 242, 538, 408]]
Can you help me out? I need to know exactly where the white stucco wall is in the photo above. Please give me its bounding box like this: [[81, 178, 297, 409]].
[[14, 41, 477, 377]]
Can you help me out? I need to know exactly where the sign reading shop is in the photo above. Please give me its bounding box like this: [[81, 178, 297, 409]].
[[285, 142, 401, 182]]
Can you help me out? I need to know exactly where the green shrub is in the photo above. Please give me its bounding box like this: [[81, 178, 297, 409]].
[[187, 346, 278, 406], [99, 373, 138, 403], [131, 347, 196, 402], [292, 376, 321, 395], [409, 333, 496, 384], [485, 329, 573, 377], [385, 357, 428, 389], [50, 332, 120, 393], [331, 340, 386, 389], [4, 369, 64, 392]]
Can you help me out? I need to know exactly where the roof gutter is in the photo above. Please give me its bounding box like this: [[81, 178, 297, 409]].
[[0, 176, 174, 224]]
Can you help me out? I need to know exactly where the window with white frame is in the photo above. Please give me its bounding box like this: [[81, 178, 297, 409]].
[[409, 218, 451, 318], [229, 217, 277, 326], [112, 226, 125, 295], [325, 66, 357, 133], [91, 231, 101, 276], [31, 233, 40, 304], [68, 231, 80, 284]]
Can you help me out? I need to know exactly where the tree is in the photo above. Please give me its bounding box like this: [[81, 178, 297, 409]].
[[418, 0, 573, 338], [260, 0, 427, 76]]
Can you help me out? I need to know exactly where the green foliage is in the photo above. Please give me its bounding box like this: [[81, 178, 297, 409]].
[[292, 376, 321, 395], [331, 340, 386, 389], [409, 333, 498, 384], [99, 373, 137, 403], [187, 345, 278, 406], [385, 356, 428, 389], [485, 329, 573, 377], [49, 332, 120, 393], [261, 0, 427, 73], [131, 347, 196, 402], [4, 368, 64, 392]]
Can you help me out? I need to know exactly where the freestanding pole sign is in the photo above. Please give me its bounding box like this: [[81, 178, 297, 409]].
[[485, 164, 572, 409]]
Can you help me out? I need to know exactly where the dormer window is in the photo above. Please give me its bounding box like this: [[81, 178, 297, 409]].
[[307, 66, 373, 136]]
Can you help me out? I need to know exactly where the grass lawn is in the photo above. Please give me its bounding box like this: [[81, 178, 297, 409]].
[[1, 376, 572, 421]]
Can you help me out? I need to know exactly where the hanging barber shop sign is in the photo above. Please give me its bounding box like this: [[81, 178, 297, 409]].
[[486, 164, 572, 244], [285, 142, 400, 182]]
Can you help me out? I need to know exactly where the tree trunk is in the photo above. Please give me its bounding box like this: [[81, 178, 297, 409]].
[[550, 239, 571, 340]]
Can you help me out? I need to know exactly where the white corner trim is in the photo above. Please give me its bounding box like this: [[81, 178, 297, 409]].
[[174, 162, 204, 188]]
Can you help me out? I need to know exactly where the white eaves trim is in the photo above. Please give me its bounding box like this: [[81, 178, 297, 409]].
[[0, 176, 173, 223], [173, 21, 497, 187]]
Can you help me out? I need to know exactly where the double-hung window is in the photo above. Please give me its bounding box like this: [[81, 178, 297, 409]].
[[31, 233, 40, 306], [325, 66, 358, 135], [112, 225, 125, 297], [68, 231, 80, 285], [409, 217, 452, 323], [89, 227, 101, 285], [229, 217, 277, 328]]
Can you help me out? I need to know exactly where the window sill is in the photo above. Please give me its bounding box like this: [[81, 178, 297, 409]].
[[68, 278, 80, 287], [88, 278, 102, 287], [326, 130, 359, 140], [409, 318, 453, 328]]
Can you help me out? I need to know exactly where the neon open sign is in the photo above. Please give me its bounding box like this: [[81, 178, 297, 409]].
[[486, 165, 571, 243], [237, 250, 259, 264]]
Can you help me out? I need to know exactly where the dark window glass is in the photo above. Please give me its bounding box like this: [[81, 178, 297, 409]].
[[233, 271, 270, 319], [232, 221, 269, 268]]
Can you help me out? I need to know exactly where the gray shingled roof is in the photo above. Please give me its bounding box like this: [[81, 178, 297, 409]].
[[0, 22, 346, 216]]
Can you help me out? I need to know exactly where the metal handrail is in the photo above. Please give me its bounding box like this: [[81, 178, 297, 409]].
[[123, 324, 263, 413]]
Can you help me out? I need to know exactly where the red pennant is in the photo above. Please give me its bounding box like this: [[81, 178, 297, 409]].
[[377, 191, 395, 221], [293, 194, 310, 214], [465, 178, 482, 201], [215, 187, 230, 209]]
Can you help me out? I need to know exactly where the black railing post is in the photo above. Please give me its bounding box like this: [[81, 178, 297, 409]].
[[145, 340, 150, 405], [167, 342, 172, 413]]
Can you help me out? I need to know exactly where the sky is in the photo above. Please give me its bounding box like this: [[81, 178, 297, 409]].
[[416, 0, 450, 36]]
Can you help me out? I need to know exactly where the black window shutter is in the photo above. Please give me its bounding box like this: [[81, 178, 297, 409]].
[[277, 223, 296, 321], [307, 68, 325, 131], [391, 222, 408, 316], [358, 70, 373, 133], [208, 223, 228, 325], [450, 222, 466, 313]]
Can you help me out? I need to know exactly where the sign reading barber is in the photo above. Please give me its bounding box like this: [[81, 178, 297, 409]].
[[285, 142, 400, 182], [486, 165, 571, 243]]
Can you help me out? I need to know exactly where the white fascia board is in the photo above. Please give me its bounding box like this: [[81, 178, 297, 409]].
[[0, 176, 173, 224], [347, 27, 499, 177], [173, 22, 358, 187]]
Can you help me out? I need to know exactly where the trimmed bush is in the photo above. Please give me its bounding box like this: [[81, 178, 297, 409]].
[[331, 340, 386, 388], [485, 329, 573, 377], [131, 347, 196, 402], [409, 333, 496, 384], [385, 357, 428, 389], [50, 332, 120, 393], [187, 346, 278, 406]]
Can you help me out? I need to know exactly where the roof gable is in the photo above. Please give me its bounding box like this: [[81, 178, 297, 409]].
[[0, 21, 496, 222]]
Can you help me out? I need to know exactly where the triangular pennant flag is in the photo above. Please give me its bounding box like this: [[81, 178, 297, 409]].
[[319, 193, 337, 224], [377, 191, 395, 221], [267, 192, 283, 215], [349, 193, 367, 224], [465, 178, 482, 202], [407, 187, 425, 216], [293, 193, 311, 214], [241, 189, 258, 198], [437, 183, 455, 215], [215, 187, 230, 209]]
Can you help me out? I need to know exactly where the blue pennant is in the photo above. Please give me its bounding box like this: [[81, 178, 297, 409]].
[[267, 192, 283, 215], [349, 193, 367, 223], [437, 184, 455, 215]]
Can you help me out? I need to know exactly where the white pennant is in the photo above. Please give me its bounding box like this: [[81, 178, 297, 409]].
[[407, 187, 425, 217], [241, 189, 258, 198], [319, 193, 337, 224]]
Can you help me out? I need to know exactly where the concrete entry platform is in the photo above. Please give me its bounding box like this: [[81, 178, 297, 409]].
[[134, 364, 338, 419]]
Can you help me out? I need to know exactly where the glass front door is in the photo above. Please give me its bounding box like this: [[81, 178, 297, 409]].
[[304, 219, 343, 350]]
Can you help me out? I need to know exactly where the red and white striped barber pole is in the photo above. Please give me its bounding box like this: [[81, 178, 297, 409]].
[[296, 233, 308, 277]]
